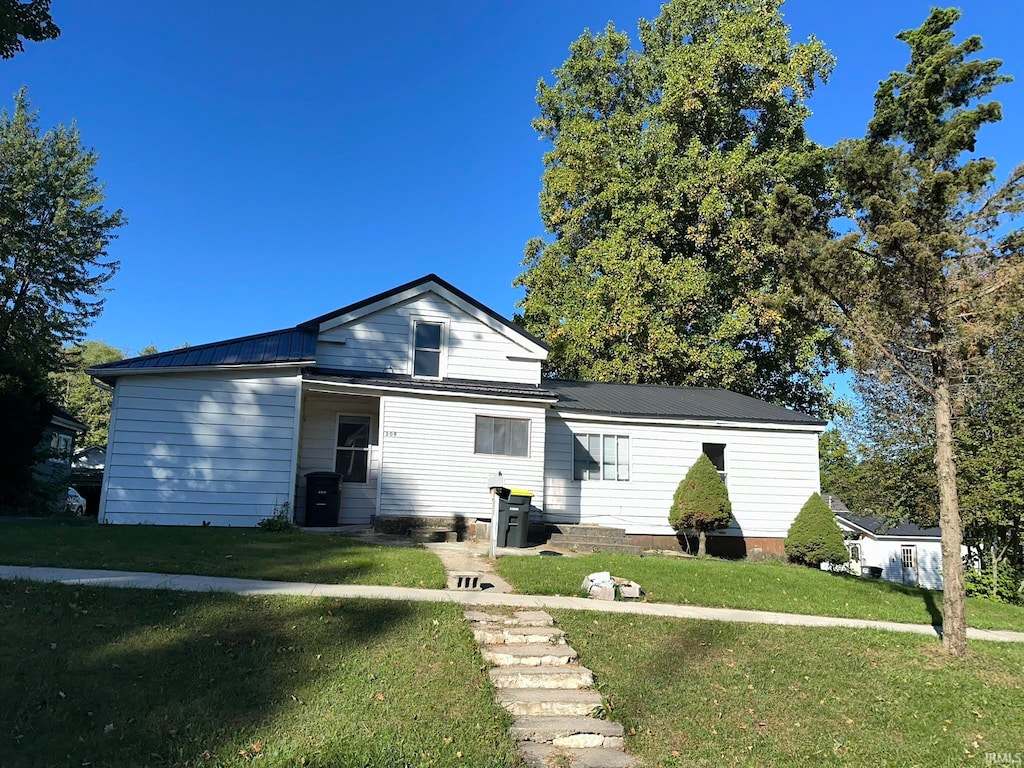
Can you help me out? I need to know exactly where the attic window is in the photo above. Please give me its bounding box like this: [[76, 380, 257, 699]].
[[413, 321, 443, 378]]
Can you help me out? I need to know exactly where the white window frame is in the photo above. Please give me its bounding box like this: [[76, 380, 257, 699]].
[[409, 317, 448, 380], [474, 415, 530, 457], [572, 433, 630, 482], [335, 415, 372, 484]]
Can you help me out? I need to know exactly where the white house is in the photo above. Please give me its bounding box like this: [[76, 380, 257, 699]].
[[89, 275, 826, 553], [824, 494, 945, 590]]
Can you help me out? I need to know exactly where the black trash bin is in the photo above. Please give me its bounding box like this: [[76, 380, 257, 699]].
[[496, 488, 533, 548], [305, 472, 341, 526], [861, 565, 883, 579]]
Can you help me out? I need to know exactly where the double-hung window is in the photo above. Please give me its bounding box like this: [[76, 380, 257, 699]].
[[475, 416, 529, 457], [413, 321, 443, 378], [336, 416, 371, 483], [573, 433, 629, 481]]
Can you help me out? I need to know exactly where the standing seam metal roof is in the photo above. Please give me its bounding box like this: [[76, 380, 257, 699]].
[[545, 379, 826, 426], [88, 327, 318, 380]]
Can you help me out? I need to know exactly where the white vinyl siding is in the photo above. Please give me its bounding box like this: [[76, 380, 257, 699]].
[[315, 292, 541, 384], [544, 412, 821, 537], [378, 395, 545, 519], [100, 372, 300, 526], [296, 392, 379, 525]]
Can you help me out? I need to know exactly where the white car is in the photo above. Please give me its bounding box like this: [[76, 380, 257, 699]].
[[66, 488, 86, 516]]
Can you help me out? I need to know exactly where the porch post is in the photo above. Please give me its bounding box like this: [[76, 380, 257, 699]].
[[287, 373, 304, 520]]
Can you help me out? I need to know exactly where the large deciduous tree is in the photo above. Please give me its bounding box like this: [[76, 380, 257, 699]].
[[52, 340, 123, 448], [0, 88, 124, 507], [776, 9, 1024, 655], [516, 0, 843, 416], [0, 0, 58, 59]]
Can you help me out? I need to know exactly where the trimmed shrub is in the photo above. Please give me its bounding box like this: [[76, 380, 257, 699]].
[[669, 454, 732, 556], [785, 493, 848, 566]]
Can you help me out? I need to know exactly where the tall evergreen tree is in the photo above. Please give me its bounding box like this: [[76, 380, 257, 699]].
[[0, 89, 124, 507], [516, 0, 842, 416], [775, 9, 1024, 655]]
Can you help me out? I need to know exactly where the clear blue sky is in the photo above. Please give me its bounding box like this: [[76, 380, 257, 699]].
[[6, 1, 1024, 358]]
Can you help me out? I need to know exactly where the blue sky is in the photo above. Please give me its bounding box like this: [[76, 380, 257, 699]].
[[5, 0, 1024, 360]]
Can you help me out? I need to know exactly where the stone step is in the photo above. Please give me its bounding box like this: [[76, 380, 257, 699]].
[[483, 643, 578, 667], [490, 665, 594, 690], [496, 688, 603, 717], [546, 537, 643, 557], [473, 625, 566, 645], [519, 743, 643, 768], [511, 715, 625, 749], [465, 610, 555, 627]]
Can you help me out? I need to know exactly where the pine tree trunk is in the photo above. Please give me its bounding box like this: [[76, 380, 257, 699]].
[[933, 370, 968, 656], [698, 530, 707, 557]]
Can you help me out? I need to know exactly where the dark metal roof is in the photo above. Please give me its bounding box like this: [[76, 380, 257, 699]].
[[48, 403, 87, 432], [824, 494, 941, 539], [88, 328, 318, 382], [303, 367, 558, 401], [297, 273, 549, 352], [545, 379, 827, 426]]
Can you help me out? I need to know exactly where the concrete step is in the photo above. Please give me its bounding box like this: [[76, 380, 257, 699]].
[[519, 743, 643, 768], [546, 537, 643, 557], [483, 643, 578, 667], [490, 665, 594, 690], [550, 525, 628, 541], [473, 625, 566, 645], [496, 688, 603, 717], [511, 715, 625, 749], [465, 610, 555, 627]]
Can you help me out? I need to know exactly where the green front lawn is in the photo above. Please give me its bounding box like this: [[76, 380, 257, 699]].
[[0, 519, 445, 588], [554, 610, 1024, 767], [496, 553, 1024, 631], [0, 581, 518, 768]]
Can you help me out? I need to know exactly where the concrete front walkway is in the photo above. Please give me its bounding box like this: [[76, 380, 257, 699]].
[[1, 564, 1021, 644]]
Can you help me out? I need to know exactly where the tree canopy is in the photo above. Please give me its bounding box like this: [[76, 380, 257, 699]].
[[516, 0, 843, 416], [0, 0, 58, 59], [53, 340, 123, 449], [777, 8, 1024, 655]]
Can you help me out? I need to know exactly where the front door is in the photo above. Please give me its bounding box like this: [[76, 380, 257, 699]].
[[336, 415, 374, 524]]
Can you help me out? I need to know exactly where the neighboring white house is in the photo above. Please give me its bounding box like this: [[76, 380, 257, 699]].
[[824, 494, 945, 590], [89, 275, 826, 553]]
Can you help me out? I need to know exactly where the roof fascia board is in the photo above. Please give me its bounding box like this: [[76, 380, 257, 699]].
[[302, 377, 558, 405], [87, 361, 313, 380], [551, 408, 827, 433], [317, 280, 548, 358], [835, 516, 877, 536], [50, 416, 86, 433]]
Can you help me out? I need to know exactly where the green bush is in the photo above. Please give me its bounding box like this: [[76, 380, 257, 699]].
[[784, 493, 848, 566], [257, 501, 297, 533], [965, 561, 1024, 605], [669, 454, 732, 556]]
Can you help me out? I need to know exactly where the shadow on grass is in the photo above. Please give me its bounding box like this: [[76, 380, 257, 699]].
[[0, 581, 440, 768], [831, 570, 944, 633]]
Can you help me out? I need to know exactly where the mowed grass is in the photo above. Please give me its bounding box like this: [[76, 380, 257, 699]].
[[554, 610, 1024, 768], [0, 519, 444, 588], [496, 553, 1024, 631], [0, 581, 518, 768]]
